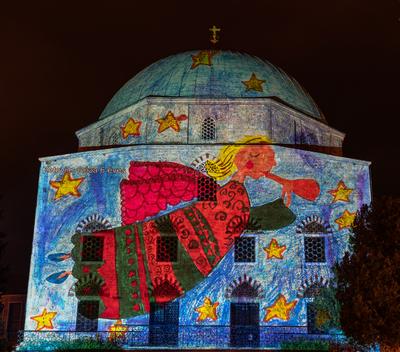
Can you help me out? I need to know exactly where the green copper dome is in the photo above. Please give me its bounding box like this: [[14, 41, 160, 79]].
[[99, 50, 323, 121]]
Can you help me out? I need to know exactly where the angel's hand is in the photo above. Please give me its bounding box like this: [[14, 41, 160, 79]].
[[281, 180, 294, 207]]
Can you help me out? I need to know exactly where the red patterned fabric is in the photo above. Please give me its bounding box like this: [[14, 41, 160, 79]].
[[95, 230, 120, 319], [141, 221, 182, 303], [120, 162, 202, 224], [133, 225, 150, 312], [194, 181, 250, 257], [170, 181, 250, 276]]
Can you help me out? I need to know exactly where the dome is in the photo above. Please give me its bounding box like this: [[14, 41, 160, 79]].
[[99, 50, 324, 121]]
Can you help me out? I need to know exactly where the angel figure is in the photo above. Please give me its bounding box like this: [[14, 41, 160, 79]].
[[51, 135, 320, 320]]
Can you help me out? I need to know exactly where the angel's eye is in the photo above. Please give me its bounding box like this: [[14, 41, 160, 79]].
[[249, 153, 260, 158]]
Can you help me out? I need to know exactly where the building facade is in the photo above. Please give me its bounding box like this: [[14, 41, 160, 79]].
[[22, 50, 371, 349], [0, 294, 26, 346]]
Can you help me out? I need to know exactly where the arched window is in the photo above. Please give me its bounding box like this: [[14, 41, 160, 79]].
[[75, 214, 111, 332], [149, 277, 181, 346], [75, 273, 104, 332], [296, 216, 331, 263], [226, 274, 263, 348], [201, 116, 216, 141], [297, 275, 329, 334]]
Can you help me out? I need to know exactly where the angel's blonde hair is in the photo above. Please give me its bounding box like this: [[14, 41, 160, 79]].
[[205, 135, 272, 181]]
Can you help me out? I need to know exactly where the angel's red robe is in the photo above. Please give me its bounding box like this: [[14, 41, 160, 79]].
[[71, 161, 315, 319]]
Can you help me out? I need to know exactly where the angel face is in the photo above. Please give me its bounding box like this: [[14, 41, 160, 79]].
[[234, 144, 276, 180]]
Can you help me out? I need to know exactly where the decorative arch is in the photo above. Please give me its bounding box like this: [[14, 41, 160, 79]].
[[75, 272, 106, 297], [225, 274, 264, 302], [297, 274, 328, 298], [190, 152, 215, 175], [151, 275, 183, 303], [76, 214, 112, 234], [296, 215, 332, 234]]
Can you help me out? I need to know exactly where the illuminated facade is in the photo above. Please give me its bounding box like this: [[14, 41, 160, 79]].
[[22, 50, 371, 349]]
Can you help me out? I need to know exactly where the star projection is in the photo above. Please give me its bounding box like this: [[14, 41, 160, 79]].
[[335, 209, 357, 230], [156, 111, 188, 133], [329, 181, 353, 203], [30, 308, 57, 331], [49, 171, 84, 200], [263, 295, 297, 322], [195, 297, 219, 321], [242, 73, 266, 92], [263, 239, 286, 259], [191, 50, 218, 69], [108, 320, 128, 341], [121, 117, 142, 139]]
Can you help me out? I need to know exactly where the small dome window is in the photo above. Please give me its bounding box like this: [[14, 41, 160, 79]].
[[201, 117, 216, 141]]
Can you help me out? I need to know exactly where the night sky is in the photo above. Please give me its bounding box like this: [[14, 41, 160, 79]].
[[1, 0, 399, 293]]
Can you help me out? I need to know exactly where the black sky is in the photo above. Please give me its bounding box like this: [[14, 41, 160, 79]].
[[0, 0, 399, 293]]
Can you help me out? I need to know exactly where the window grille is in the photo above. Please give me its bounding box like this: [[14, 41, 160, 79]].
[[234, 237, 256, 263], [198, 177, 217, 201], [149, 301, 179, 346], [81, 221, 107, 233], [82, 236, 104, 262], [201, 117, 216, 140], [76, 300, 99, 332], [304, 237, 326, 263], [231, 302, 259, 326], [157, 236, 178, 262]]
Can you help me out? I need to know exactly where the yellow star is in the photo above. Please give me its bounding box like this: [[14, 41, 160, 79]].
[[328, 181, 353, 203], [191, 50, 217, 69], [263, 238, 286, 259], [156, 111, 188, 133], [335, 209, 357, 230], [242, 73, 266, 92], [264, 294, 297, 322], [121, 118, 142, 139], [108, 319, 128, 341], [195, 297, 219, 321], [30, 308, 57, 331], [49, 171, 84, 200]]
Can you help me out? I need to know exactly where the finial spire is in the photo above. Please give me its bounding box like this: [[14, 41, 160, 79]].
[[209, 25, 221, 45]]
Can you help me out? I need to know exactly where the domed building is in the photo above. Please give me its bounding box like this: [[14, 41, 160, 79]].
[[22, 50, 370, 349]]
